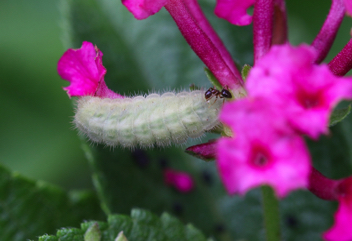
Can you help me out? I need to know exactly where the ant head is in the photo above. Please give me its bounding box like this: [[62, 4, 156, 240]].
[[205, 87, 215, 100], [205, 87, 221, 100]]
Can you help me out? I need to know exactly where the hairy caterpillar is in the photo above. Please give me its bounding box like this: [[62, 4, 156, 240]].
[[74, 90, 227, 148]]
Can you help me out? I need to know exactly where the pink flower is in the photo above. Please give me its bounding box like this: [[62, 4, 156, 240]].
[[214, 0, 255, 26], [122, 0, 168, 19], [247, 44, 352, 139], [217, 98, 311, 198], [324, 177, 352, 241], [344, 0, 352, 16], [163, 168, 195, 193], [57, 41, 123, 99]]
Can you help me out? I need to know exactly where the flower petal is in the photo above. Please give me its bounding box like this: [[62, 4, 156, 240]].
[[324, 196, 352, 241], [344, 0, 352, 16], [217, 98, 311, 198], [58, 42, 105, 97], [185, 140, 217, 161], [215, 0, 255, 25], [58, 41, 123, 99], [122, 0, 169, 19]]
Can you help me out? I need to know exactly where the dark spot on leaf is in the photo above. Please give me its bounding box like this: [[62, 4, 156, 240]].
[[214, 223, 225, 233], [201, 170, 212, 186], [285, 215, 298, 228], [172, 202, 183, 215], [131, 149, 149, 168], [159, 158, 169, 169]]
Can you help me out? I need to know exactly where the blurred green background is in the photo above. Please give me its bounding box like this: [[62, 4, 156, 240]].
[[0, 0, 351, 191], [0, 0, 91, 189]]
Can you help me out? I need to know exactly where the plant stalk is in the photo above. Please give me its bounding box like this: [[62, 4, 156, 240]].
[[261, 185, 281, 241]]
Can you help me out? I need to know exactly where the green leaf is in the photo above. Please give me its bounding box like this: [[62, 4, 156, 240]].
[[35, 209, 211, 241], [204, 68, 222, 90], [241, 64, 252, 82], [329, 105, 351, 126], [84, 222, 102, 241], [114, 232, 128, 241], [0, 164, 105, 241]]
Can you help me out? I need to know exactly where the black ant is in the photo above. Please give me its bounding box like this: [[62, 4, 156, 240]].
[[205, 87, 232, 103]]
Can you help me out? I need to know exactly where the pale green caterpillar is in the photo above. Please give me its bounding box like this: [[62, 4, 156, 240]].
[[74, 90, 225, 148]]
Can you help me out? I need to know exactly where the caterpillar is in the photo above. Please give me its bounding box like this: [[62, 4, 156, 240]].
[[74, 89, 229, 148]]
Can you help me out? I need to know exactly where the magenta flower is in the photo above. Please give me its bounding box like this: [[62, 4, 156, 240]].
[[217, 98, 311, 197], [344, 0, 352, 16], [214, 0, 255, 26], [163, 168, 195, 193], [122, 0, 168, 19], [57, 41, 123, 99], [324, 195, 352, 241], [247, 44, 352, 139], [308, 170, 352, 241]]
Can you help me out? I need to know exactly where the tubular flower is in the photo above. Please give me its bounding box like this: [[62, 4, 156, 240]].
[[217, 98, 311, 197], [57, 41, 123, 99]]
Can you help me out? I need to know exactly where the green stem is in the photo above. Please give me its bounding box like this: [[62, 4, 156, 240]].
[[261, 185, 281, 241]]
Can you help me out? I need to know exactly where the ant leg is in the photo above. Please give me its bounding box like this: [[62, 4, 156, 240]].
[[210, 96, 219, 106], [206, 95, 214, 103]]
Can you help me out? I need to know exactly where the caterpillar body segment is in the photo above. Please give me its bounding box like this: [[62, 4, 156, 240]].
[[74, 90, 224, 148]]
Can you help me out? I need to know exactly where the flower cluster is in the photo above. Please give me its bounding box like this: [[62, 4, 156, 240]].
[[58, 0, 352, 240], [217, 43, 352, 198]]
